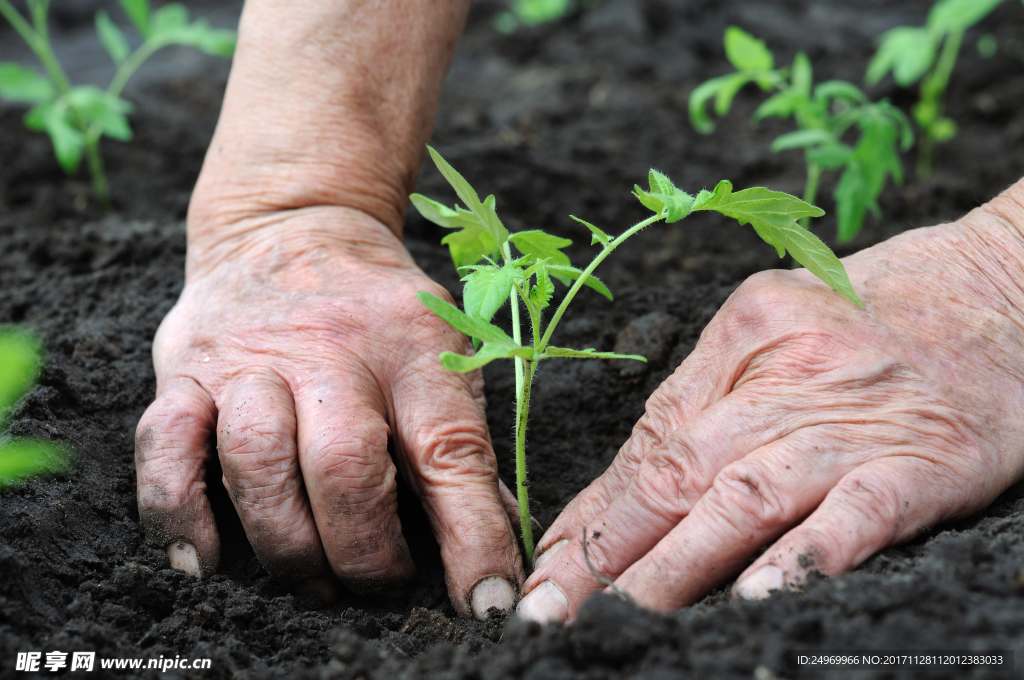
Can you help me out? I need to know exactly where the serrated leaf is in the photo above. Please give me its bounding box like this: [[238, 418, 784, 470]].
[[866, 27, 936, 87], [546, 264, 613, 300], [770, 129, 836, 152], [439, 343, 535, 373], [67, 86, 134, 141], [509, 230, 572, 267], [569, 216, 610, 246], [0, 438, 69, 488], [833, 109, 904, 243], [633, 170, 694, 223], [542, 347, 646, 362], [928, 0, 1004, 33], [25, 102, 85, 174], [0, 328, 41, 414], [0, 63, 54, 104], [426, 146, 509, 248], [118, 0, 151, 37], [462, 263, 521, 323], [411, 193, 500, 269], [417, 291, 513, 344], [96, 11, 130, 65], [724, 26, 774, 71], [693, 181, 862, 308], [530, 265, 554, 310]]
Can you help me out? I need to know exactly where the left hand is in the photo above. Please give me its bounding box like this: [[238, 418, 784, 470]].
[[516, 192, 1024, 623]]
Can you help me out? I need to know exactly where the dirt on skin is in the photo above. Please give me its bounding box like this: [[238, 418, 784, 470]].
[[4, 0, 1024, 678]]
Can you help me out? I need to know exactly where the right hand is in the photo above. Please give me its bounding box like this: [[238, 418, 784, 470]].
[[134, 206, 524, 619]]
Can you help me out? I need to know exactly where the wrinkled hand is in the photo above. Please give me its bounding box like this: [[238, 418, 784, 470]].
[[518, 194, 1024, 623], [135, 207, 523, 619]]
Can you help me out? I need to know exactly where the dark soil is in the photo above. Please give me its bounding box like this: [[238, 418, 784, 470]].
[[4, 0, 1024, 678]]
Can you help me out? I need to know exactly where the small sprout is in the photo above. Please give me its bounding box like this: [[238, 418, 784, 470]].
[[412, 148, 862, 564], [691, 26, 913, 243], [865, 0, 1011, 177], [0, 328, 69, 489], [0, 0, 236, 208]]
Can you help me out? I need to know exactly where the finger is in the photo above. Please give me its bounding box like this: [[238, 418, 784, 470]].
[[611, 430, 851, 612], [730, 456, 966, 601], [392, 360, 524, 620], [519, 388, 798, 622], [216, 373, 328, 583], [135, 378, 220, 577], [295, 373, 415, 593], [533, 327, 739, 564]]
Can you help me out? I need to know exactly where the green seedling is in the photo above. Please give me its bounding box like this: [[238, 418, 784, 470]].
[[691, 27, 913, 243], [412, 147, 863, 564], [866, 0, 1020, 177], [0, 328, 67, 489], [0, 0, 236, 208], [494, 0, 598, 34]]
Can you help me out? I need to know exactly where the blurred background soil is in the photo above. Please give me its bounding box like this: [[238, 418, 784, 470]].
[[3, 1, 1024, 678]]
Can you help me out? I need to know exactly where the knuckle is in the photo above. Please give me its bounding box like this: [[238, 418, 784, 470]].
[[635, 440, 704, 519], [706, 460, 790, 536], [415, 421, 495, 478], [832, 472, 905, 533]]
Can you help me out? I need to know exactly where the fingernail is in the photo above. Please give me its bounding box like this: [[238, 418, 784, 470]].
[[733, 565, 785, 601], [167, 541, 202, 577], [296, 577, 340, 603], [533, 538, 569, 570], [470, 576, 517, 621], [516, 581, 568, 624]]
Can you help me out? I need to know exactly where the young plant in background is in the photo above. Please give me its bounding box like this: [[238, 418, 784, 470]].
[[866, 0, 1013, 177], [494, 0, 599, 34], [691, 27, 913, 243], [412, 147, 863, 564], [0, 0, 236, 208], [0, 328, 67, 489]]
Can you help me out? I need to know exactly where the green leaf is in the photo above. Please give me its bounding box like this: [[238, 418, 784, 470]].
[[866, 27, 936, 87], [529, 264, 554, 310], [67, 86, 134, 141], [511, 0, 572, 25], [462, 263, 521, 323], [0, 63, 54, 104], [770, 129, 836, 152], [426, 146, 509, 249], [633, 170, 694, 223], [176, 22, 237, 56], [814, 80, 869, 105], [0, 328, 40, 414], [118, 0, 151, 37], [753, 91, 801, 121], [439, 342, 535, 373], [931, 117, 958, 142], [689, 74, 734, 133], [25, 102, 84, 174], [833, 107, 904, 243], [724, 26, 774, 71], [928, 0, 1005, 33], [693, 181, 863, 308], [509, 230, 572, 267], [806, 142, 853, 170], [546, 264, 613, 300], [96, 11, 130, 65], [417, 291, 513, 344], [542, 347, 646, 362], [714, 72, 755, 117], [411, 192, 500, 268], [150, 3, 188, 36], [570, 216, 610, 246], [791, 52, 812, 97], [0, 438, 69, 488]]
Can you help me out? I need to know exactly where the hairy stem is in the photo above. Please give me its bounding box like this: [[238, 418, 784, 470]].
[[516, 360, 536, 564], [538, 213, 662, 351]]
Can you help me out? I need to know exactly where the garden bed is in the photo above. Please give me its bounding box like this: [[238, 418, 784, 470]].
[[3, 0, 1024, 677]]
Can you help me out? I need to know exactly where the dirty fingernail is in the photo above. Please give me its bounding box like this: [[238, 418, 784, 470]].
[[733, 565, 784, 601], [516, 581, 568, 624], [470, 576, 517, 621], [167, 541, 202, 577], [533, 538, 569, 570]]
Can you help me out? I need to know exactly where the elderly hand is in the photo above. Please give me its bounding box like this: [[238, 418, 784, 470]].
[[517, 185, 1024, 623]]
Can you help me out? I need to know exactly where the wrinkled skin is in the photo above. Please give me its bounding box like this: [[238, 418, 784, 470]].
[[519, 190, 1024, 622], [135, 207, 524, 618]]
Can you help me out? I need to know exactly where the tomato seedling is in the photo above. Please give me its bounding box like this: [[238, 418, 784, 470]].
[[412, 147, 863, 564], [866, 0, 1017, 177], [0, 0, 235, 208], [691, 27, 913, 243], [0, 328, 67, 489]]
